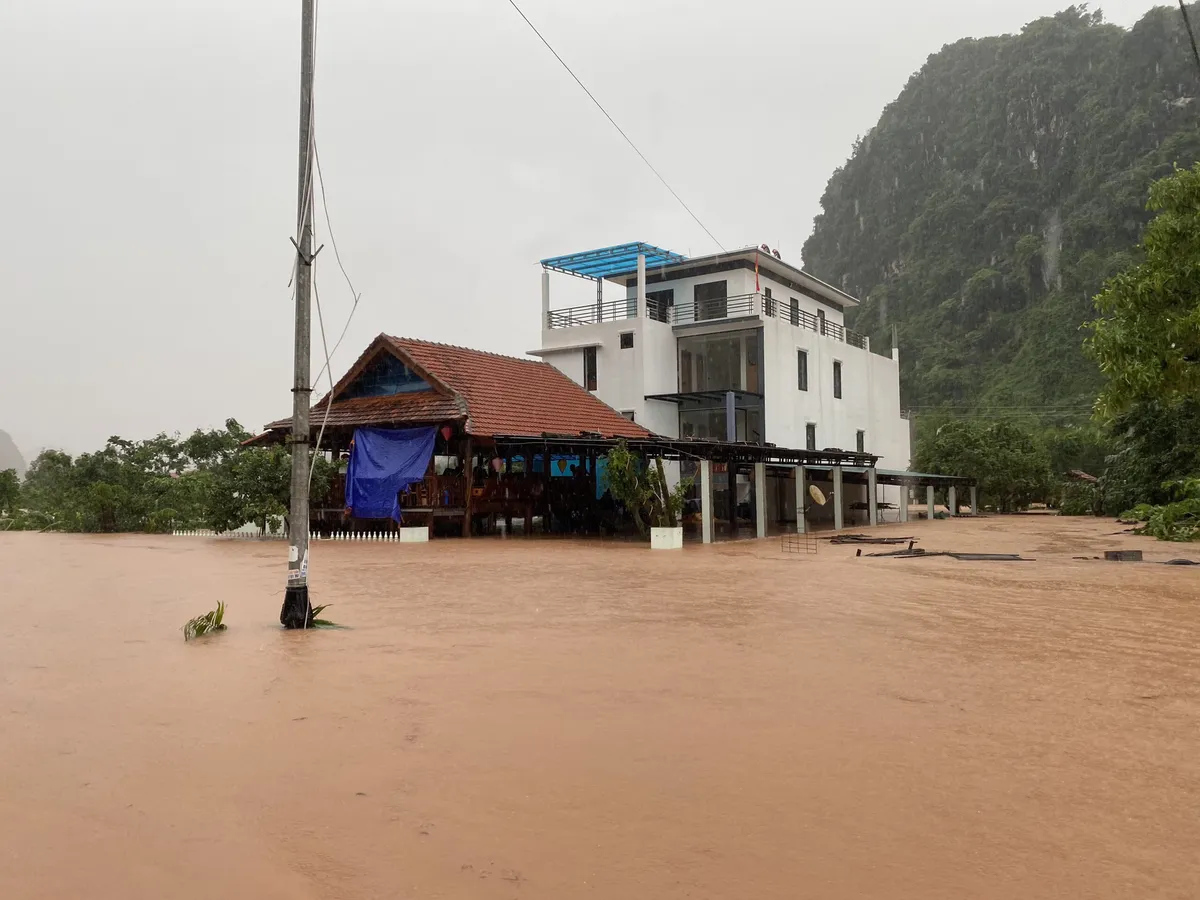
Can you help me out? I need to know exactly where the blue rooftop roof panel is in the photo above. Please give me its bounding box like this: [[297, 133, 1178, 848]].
[[540, 242, 687, 280]]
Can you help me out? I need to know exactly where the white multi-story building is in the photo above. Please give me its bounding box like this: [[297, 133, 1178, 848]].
[[532, 241, 909, 458], [529, 242, 914, 534]]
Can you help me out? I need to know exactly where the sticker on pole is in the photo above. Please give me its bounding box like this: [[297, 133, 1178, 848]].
[[300, 549, 309, 579], [288, 544, 299, 563]]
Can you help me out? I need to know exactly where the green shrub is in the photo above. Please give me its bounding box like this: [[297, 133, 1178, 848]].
[[1119, 477, 1200, 541]]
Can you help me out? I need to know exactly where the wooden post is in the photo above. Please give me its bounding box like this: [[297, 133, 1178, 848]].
[[462, 436, 474, 537]]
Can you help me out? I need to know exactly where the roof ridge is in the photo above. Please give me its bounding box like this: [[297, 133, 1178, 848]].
[[387, 336, 551, 367]]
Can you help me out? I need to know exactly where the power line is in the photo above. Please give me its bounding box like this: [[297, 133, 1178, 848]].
[[1180, 2, 1200, 76], [311, 136, 363, 390], [502, 0, 725, 252]]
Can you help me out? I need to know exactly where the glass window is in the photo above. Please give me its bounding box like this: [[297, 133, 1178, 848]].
[[694, 280, 728, 321], [818, 309, 827, 335], [763, 287, 774, 317], [856, 430, 865, 453], [677, 329, 760, 393], [584, 347, 597, 391], [745, 334, 760, 393], [797, 349, 808, 391], [678, 404, 763, 443], [646, 289, 674, 323], [833, 360, 843, 399], [620, 410, 635, 422], [619, 332, 634, 349], [805, 423, 816, 451], [343, 353, 431, 399], [789, 297, 799, 326]]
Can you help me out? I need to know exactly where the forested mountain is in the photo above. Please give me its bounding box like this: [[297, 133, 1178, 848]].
[[0, 430, 26, 478], [802, 4, 1200, 409]]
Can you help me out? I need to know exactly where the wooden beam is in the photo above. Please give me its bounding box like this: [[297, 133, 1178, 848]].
[[462, 436, 474, 537]]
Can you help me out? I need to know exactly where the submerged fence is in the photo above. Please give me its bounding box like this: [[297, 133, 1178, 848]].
[[171, 529, 415, 542]]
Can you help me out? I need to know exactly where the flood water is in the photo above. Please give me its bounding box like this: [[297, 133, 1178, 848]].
[[2, 517, 1199, 899]]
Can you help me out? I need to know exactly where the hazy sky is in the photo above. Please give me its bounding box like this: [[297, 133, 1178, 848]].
[[0, 0, 1165, 456]]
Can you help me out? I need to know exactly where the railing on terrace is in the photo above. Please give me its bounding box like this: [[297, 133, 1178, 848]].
[[672, 293, 757, 325], [546, 298, 637, 328], [545, 291, 875, 353]]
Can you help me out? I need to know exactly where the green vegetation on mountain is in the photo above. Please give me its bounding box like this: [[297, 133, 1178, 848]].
[[802, 3, 1200, 411]]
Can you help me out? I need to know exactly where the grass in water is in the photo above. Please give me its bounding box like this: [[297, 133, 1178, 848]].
[[309, 604, 342, 628], [183, 602, 228, 641]]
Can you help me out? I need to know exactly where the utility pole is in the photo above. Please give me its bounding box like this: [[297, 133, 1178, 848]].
[[281, 0, 316, 629]]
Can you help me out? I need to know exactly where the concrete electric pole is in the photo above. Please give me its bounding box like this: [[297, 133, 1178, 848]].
[[281, 0, 316, 629]]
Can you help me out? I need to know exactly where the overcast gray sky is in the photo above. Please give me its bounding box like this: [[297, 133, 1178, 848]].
[[0, 0, 1163, 457]]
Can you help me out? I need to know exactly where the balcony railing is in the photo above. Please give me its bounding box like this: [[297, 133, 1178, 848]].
[[545, 291, 873, 352], [672, 293, 757, 325], [546, 298, 638, 328]]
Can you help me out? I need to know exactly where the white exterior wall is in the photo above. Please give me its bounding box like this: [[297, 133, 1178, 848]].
[[536, 316, 679, 437], [536, 260, 911, 511], [760, 315, 906, 468], [640, 319, 680, 437]]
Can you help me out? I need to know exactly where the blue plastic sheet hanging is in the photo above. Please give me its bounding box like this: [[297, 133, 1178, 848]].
[[345, 426, 437, 521]]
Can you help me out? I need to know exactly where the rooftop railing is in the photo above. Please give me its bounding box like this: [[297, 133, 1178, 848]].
[[545, 291, 874, 353]]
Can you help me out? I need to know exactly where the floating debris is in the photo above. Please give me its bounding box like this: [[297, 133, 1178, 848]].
[[830, 534, 916, 545], [1104, 550, 1143, 562], [858, 547, 1033, 561]]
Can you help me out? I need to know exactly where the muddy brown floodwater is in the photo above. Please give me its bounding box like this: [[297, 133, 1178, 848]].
[[2, 517, 1199, 899]]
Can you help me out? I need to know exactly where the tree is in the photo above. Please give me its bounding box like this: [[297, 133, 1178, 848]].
[[1086, 163, 1200, 419], [604, 442, 692, 534], [0, 469, 19, 515], [203, 445, 336, 534], [11, 420, 332, 534], [1097, 398, 1200, 515], [914, 420, 1053, 512]]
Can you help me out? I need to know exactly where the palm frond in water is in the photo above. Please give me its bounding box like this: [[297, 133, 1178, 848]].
[[308, 603, 341, 628], [183, 602, 228, 640]]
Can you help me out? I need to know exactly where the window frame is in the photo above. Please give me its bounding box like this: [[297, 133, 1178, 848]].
[[583, 346, 597, 391], [805, 422, 817, 451], [833, 360, 843, 400], [619, 332, 634, 350], [856, 430, 865, 453], [797, 348, 809, 391]]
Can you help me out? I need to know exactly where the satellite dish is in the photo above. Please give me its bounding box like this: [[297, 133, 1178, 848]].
[[808, 484, 827, 506]]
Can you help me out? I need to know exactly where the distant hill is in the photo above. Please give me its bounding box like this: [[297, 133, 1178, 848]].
[[0, 430, 27, 478], [801, 4, 1200, 409]]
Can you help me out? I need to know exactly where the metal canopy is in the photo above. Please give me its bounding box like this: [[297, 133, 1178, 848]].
[[540, 242, 687, 281], [645, 390, 764, 406], [490, 434, 878, 469], [804, 465, 976, 487]]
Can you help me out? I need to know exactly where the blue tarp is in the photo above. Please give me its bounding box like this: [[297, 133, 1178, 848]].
[[345, 426, 437, 521]]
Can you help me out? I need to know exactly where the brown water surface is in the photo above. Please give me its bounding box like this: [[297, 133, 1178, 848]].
[[2, 517, 1198, 898]]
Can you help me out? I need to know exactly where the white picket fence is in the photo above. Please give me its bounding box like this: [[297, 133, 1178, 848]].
[[171, 528, 285, 540], [171, 528, 422, 542]]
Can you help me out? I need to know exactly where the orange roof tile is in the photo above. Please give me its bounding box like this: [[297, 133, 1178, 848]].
[[261, 335, 651, 441], [385, 337, 650, 439]]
